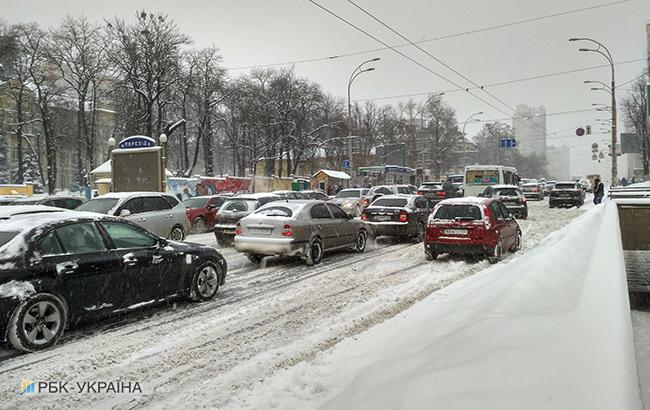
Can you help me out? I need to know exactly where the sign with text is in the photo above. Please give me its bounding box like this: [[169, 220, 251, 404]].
[[498, 138, 517, 148], [118, 135, 156, 149]]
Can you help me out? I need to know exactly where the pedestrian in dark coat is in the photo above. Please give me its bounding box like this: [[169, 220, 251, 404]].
[[593, 177, 605, 204]]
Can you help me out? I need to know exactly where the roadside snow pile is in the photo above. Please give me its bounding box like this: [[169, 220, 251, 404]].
[[0, 280, 35, 300], [228, 202, 642, 410]]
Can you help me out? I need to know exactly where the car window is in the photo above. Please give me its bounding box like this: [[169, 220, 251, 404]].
[[414, 197, 428, 209], [100, 222, 158, 248], [221, 200, 255, 212], [555, 183, 577, 190], [498, 202, 512, 218], [310, 203, 332, 219], [255, 206, 293, 217], [335, 190, 362, 198], [327, 204, 348, 219], [38, 231, 64, 255], [372, 198, 408, 208], [77, 198, 119, 214], [258, 196, 280, 206], [374, 187, 392, 195], [208, 197, 225, 207], [397, 187, 411, 194], [183, 197, 209, 208], [120, 197, 146, 215], [495, 188, 520, 197], [163, 195, 180, 208], [490, 202, 505, 220], [142, 196, 172, 212], [433, 205, 482, 220], [55, 223, 106, 254]]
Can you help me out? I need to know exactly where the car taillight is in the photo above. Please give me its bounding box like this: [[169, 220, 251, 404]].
[[281, 224, 293, 237], [533, 188, 539, 192], [521, 196, 527, 203], [362, 198, 369, 207], [235, 223, 241, 235], [416, 191, 423, 196], [398, 210, 408, 222], [360, 212, 368, 221], [436, 191, 446, 196]]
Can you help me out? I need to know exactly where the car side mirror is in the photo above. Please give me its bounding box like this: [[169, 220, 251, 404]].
[[158, 238, 168, 248], [119, 209, 131, 217]]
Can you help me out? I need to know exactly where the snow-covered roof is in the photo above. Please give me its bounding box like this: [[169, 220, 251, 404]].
[[0, 205, 68, 218], [233, 192, 282, 200], [490, 184, 520, 189], [627, 180, 650, 188], [437, 196, 490, 205], [95, 178, 112, 184], [96, 191, 167, 199], [91, 159, 173, 176], [313, 170, 351, 180]]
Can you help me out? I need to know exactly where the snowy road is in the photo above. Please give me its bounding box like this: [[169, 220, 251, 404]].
[[0, 199, 587, 409]]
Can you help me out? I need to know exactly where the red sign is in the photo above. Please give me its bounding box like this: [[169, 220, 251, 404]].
[[576, 127, 585, 137]]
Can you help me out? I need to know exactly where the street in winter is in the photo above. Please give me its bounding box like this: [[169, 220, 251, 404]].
[[0, 1, 649, 409]]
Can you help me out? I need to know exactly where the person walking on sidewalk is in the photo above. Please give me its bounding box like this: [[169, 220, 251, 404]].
[[593, 177, 605, 204]]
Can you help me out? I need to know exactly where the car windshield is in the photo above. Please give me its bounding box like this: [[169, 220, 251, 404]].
[[434, 204, 482, 220], [11, 200, 37, 205], [555, 183, 577, 190], [447, 175, 463, 183], [419, 184, 442, 190], [0, 231, 19, 248], [183, 197, 208, 208], [255, 206, 293, 217], [336, 190, 362, 198], [221, 200, 257, 212], [495, 189, 520, 197], [372, 198, 408, 208], [77, 198, 119, 214], [523, 183, 538, 188]]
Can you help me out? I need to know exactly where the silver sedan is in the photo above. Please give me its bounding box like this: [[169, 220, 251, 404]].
[[234, 200, 368, 265], [328, 188, 370, 217]]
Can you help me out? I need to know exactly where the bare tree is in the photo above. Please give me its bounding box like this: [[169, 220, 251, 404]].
[[620, 73, 649, 175]]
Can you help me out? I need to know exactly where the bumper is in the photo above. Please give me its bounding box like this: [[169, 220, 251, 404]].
[[550, 197, 581, 204], [504, 205, 527, 215], [425, 242, 491, 255], [214, 224, 237, 236], [523, 192, 542, 198], [364, 221, 412, 237], [234, 236, 307, 256]]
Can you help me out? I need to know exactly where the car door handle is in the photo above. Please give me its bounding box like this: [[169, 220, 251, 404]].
[[166, 215, 173, 219], [123, 255, 138, 266], [56, 262, 78, 275]]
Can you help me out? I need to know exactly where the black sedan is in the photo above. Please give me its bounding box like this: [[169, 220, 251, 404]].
[[361, 195, 432, 241], [0, 210, 227, 352]]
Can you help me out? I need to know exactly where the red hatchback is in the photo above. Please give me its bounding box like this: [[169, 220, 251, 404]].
[[424, 197, 521, 263], [183, 195, 228, 233]]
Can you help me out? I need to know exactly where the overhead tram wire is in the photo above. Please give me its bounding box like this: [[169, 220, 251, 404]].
[[227, 0, 632, 71], [305, 0, 517, 120], [346, 0, 517, 113]]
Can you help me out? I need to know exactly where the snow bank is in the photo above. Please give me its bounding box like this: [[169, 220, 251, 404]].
[[230, 202, 642, 410], [0, 280, 35, 300]]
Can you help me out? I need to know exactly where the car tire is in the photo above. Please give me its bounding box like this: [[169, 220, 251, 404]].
[[305, 237, 323, 266], [247, 254, 263, 264], [191, 217, 207, 234], [353, 231, 367, 253], [215, 234, 232, 247], [416, 222, 426, 242], [169, 225, 185, 241], [190, 261, 221, 302], [425, 248, 437, 261], [549, 202, 555, 209], [7, 293, 67, 352], [510, 230, 522, 252], [487, 240, 503, 264]]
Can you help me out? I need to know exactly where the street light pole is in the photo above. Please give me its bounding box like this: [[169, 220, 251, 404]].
[[159, 133, 168, 192], [462, 111, 484, 136], [570, 37, 617, 185], [347, 57, 380, 182]]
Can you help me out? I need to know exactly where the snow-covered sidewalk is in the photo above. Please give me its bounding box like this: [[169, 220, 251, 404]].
[[228, 202, 642, 410]]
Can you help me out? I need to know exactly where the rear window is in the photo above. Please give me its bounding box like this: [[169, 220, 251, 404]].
[[495, 188, 521, 197], [336, 190, 362, 198], [466, 170, 498, 185], [555, 183, 577, 190], [372, 198, 408, 208], [447, 175, 463, 183], [255, 206, 293, 217], [221, 200, 257, 213], [419, 183, 442, 190], [433, 205, 482, 221], [183, 197, 208, 208]]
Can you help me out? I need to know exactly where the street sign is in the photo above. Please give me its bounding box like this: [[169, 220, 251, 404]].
[[586, 125, 591, 135], [118, 135, 156, 149], [591, 143, 599, 150], [576, 127, 585, 137], [498, 138, 517, 148], [592, 153, 598, 160], [342, 159, 350, 169]]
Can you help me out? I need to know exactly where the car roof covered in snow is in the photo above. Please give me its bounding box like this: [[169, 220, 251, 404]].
[[490, 185, 520, 190], [0, 205, 69, 219], [437, 196, 490, 206], [0, 210, 117, 232], [95, 191, 169, 199], [232, 192, 282, 200]]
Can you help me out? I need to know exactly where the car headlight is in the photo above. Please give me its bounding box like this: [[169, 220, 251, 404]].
[[342, 201, 354, 208]]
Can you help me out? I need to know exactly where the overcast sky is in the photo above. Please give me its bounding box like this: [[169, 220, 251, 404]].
[[3, 0, 649, 179]]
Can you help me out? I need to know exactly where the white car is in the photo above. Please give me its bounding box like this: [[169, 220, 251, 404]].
[[77, 192, 190, 240]]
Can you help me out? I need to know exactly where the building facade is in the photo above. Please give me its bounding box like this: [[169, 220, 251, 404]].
[[512, 104, 547, 158], [546, 145, 571, 181]]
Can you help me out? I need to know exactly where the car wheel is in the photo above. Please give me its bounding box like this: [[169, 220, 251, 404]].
[[215, 234, 232, 247], [305, 238, 323, 266], [549, 202, 555, 209], [247, 254, 263, 264], [169, 225, 185, 241], [487, 240, 502, 264], [416, 222, 425, 242], [510, 230, 522, 252], [425, 248, 437, 261], [191, 217, 207, 234], [353, 231, 367, 253], [8, 293, 67, 352], [190, 262, 221, 302]]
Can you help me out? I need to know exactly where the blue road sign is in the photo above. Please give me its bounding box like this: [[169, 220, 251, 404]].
[[499, 138, 517, 148], [343, 160, 350, 169]]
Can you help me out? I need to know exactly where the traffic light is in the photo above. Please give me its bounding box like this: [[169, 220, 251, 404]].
[[586, 124, 591, 135]]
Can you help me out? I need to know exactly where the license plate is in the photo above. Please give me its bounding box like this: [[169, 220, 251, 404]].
[[444, 228, 468, 235], [374, 215, 393, 221], [250, 227, 272, 235]]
